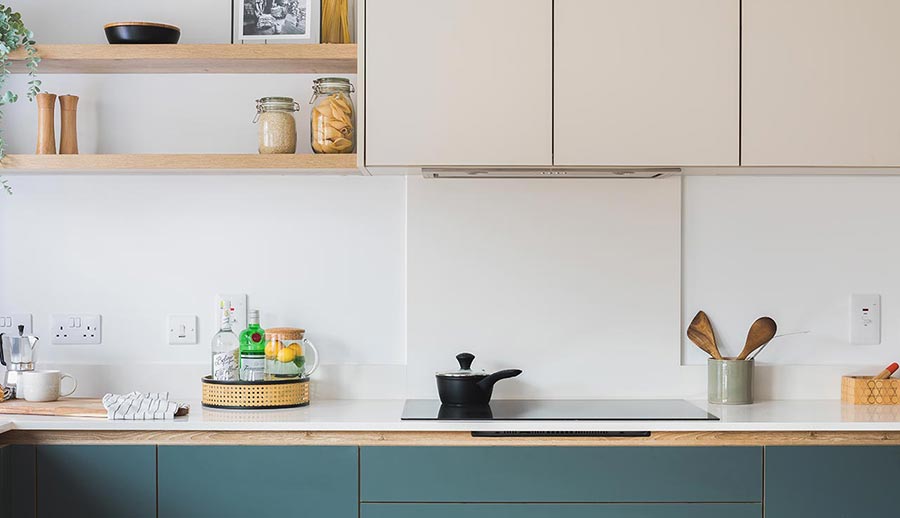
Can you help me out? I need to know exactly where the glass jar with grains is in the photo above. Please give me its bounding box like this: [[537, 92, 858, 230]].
[[309, 77, 355, 154], [254, 97, 300, 154]]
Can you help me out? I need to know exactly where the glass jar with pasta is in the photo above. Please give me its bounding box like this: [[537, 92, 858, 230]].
[[309, 77, 355, 154]]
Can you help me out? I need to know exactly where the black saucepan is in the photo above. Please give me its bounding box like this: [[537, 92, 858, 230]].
[[435, 352, 522, 406]]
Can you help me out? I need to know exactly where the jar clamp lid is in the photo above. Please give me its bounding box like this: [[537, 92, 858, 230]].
[[254, 97, 300, 122], [310, 77, 355, 102]]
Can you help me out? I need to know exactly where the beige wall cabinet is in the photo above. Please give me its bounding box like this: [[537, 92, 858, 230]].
[[743, 0, 900, 166], [554, 0, 740, 167], [363, 0, 553, 168]]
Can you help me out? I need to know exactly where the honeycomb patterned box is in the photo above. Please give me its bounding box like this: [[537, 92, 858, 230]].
[[841, 376, 900, 405]]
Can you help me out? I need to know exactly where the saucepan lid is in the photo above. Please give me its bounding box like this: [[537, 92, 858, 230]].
[[435, 352, 487, 378]]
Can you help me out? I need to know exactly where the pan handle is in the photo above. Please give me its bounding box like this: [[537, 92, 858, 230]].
[[477, 369, 522, 390]]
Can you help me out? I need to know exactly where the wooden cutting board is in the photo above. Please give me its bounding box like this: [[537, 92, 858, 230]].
[[0, 398, 107, 418]]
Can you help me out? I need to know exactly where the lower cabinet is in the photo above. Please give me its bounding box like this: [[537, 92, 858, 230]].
[[0, 446, 7, 511], [36, 445, 156, 518], [767, 446, 900, 518], [363, 504, 761, 517], [7, 445, 35, 518], [157, 445, 358, 518], [16, 441, 898, 518], [361, 446, 763, 503]]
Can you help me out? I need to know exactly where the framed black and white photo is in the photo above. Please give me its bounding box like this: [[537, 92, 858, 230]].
[[237, 0, 321, 42]]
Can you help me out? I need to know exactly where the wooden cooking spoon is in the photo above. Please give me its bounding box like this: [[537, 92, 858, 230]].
[[736, 317, 778, 360], [687, 311, 723, 360]]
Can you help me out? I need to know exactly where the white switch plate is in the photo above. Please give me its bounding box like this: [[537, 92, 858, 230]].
[[215, 294, 247, 335], [167, 315, 198, 345], [51, 314, 102, 344], [850, 294, 881, 345], [0, 313, 32, 335]]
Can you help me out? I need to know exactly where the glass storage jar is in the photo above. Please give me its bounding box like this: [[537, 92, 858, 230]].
[[254, 97, 300, 154], [309, 77, 355, 154], [264, 327, 320, 379]]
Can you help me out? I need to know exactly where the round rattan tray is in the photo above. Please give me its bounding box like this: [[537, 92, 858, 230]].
[[201, 376, 310, 409]]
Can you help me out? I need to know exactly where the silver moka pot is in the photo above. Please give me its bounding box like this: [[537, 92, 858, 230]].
[[0, 325, 39, 397]]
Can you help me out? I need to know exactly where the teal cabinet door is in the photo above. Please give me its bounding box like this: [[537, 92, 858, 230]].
[[158, 446, 357, 518], [361, 446, 762, 503], [767, 446, 900, 518], [0, 446, 7, 512], [8, 445, 35, 518], [363, 503, 761, 517], [36, 445, 156, 518]]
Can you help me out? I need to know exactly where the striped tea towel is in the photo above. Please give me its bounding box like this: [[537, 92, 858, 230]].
[[102, 392, 189, 420]]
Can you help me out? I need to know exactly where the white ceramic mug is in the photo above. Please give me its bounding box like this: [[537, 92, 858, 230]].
[[18, 370, 78, 402]]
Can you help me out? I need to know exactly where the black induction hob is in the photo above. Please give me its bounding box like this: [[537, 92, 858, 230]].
[[401, 399, 719, 421]]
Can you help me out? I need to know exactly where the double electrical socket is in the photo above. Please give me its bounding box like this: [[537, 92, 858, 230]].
[[0, 314, 33, 335], [51, 314, 102, 344]]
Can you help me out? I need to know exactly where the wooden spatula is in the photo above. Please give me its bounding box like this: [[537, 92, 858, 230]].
[[687, 311, 723, 360], [737, 317, 777, 360]]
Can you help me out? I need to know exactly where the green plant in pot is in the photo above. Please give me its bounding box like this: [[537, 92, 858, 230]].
[[0, 3, 40, 195]]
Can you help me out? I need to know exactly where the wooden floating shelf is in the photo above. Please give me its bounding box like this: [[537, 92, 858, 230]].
[[7, 44, 358, 74], [0, 154, 360, 173]]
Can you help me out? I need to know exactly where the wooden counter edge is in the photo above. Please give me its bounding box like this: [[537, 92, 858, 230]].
[[5, 430, 900, 446]]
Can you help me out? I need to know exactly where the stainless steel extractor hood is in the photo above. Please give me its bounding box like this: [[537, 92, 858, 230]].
[[422, 168, 681, 179]]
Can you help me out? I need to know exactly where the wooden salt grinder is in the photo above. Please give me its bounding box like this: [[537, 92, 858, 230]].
[[59, 94, 79, 154], [35, 92, 57, 154]]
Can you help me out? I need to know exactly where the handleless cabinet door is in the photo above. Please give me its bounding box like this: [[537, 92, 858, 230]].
[[36, 445, 156, 518], [554, 0, 740, 167], [364, 0, 553, 167], [363, 504, 761, 518], [767, 446, 900, 518], [743, 0, 900, 166], [362, 446, 762, 503], [158, 446, 358, 518]]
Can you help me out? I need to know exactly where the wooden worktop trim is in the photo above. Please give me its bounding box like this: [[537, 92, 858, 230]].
[[5, 430, 900, 446]]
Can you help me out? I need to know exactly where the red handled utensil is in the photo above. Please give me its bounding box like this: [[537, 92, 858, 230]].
[[873, 362, 899, 380]]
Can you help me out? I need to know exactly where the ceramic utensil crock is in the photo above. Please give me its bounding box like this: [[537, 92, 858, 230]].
[[708, 358, 753, 405]]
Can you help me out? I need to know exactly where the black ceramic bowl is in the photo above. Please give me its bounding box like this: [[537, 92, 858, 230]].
[[104, 22, 181, 44]]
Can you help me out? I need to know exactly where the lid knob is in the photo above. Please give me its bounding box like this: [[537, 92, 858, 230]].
[[456, 352, 475, 371]]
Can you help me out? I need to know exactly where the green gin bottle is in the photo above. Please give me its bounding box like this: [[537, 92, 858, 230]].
[[239, 309, 266, 381]]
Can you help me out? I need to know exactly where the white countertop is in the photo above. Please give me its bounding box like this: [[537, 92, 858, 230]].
[[4, 399, 900, 433]]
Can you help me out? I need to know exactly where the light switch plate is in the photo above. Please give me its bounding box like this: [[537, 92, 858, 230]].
[[168, 315, 198, 345], [215, 294, 247, 335], [850, 294, 881, 345], [0, 313, 32, 335], [51, 314, 102, 344]]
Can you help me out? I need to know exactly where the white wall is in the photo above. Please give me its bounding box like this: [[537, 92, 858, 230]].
[[0, 174, 407, 398], [406, 176, 692, 399], [683, 176, 900, 366], [14, 0, 231, 44]]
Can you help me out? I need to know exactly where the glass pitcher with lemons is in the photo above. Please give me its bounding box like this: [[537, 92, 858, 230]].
[[264, 328, 320, 379]]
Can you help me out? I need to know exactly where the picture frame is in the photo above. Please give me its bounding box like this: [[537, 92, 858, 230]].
[[237, 0, 321, 43]]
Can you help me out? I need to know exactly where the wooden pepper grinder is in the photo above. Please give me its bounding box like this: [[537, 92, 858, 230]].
[[59, 94, 79, 154], [35, 92, 58, 154]]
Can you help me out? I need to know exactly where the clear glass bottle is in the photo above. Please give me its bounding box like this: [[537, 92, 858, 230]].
[[310, 78, 355, 154], [210, 302, 239, 381], [254, 97, 300, 154], [239, 309, 266, 381]]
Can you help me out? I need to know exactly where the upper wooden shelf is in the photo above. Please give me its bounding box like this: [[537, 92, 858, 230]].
[[7, 44, 358, 74], [0, 153, 360, 173]]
